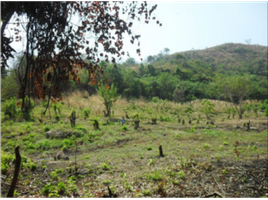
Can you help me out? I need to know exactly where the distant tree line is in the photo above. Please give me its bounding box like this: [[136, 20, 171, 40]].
[[2, 46, 267, 104]]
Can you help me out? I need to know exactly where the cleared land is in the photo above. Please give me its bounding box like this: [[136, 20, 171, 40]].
[[1, 93, 267, 197]]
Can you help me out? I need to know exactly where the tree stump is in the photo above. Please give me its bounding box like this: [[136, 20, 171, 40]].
[[246, 121, 250, 131], [134, 120, 140, 129], [93, 119, 101, 130], [159, 145, 164, 157], [69, 111, 76, 127]]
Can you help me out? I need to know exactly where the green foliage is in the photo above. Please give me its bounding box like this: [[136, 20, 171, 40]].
[[101, 162, 110, 170], [37, 139, 51, 150], [57, 182, 67, 195], [42, 183, 59, 197], [1, 150, 14, 175], [83, 108, 91, 119], [1, 69, 19, 100], [97, 83, 119, 117], [122, 125, 128, 131], [3, 97, 20, 121], [148, 171, 163, 181], [146, 146, 152, 151], [201, 100, 215, 120]]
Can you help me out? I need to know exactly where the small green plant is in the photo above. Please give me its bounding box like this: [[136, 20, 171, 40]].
[[3, 97, 20, 121], [50, 171, 59, 180], [148, 158, 155, 166], [124, 182, 133, 192], [83, 108, 91, 119], [103, 179, 111, 185], [223, 141, 229, 145], [101, 162, 110, 170], [178, 170, 185, 179], [203, 143, 211, 150], [42, 183, 59, 197], [189, 125, 196, 133], [146, 146, 152, 151], [67, 179, 78, 193], [148, 171, 163, 181], [85, 155, 90, 159], [122, 125, 128, 131], [222, 169, 228, 175], [57, 182, 67, 195], [142, 190, 152, 196]]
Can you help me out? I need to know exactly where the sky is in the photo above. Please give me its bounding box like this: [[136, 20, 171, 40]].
[[4, 1, 268, 65], [124, 1, 268, 62]]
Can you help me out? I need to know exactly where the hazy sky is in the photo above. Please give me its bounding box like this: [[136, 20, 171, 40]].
[[124, 1, 267, 62], [5, 1, 268, 65]]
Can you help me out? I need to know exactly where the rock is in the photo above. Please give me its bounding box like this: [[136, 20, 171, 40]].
[[46, 130, 82, 139]]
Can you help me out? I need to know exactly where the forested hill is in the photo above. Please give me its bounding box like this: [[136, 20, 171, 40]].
[[151, 43, 267, 76], [101, 43, 267, 102], [2, 43, 267, 102]]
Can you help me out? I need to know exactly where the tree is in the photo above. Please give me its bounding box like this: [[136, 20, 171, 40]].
[[124, 57, 136, 66], [97, 84, 119, 117], [163, 48, 170, 55], [1, 2, 161, 113], [213, 74, 255, 119], [147, 55, 155, 63]]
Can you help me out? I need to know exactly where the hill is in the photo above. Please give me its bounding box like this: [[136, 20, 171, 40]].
[[152, 43, 267, 76]]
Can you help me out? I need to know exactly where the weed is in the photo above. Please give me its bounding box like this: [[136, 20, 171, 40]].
[[124, 182, 133, 192], [203, 143, 211, 150], [223, 141, 229, 145], [147, 146, 152, 151], [101, 162, 110, 170], [148, 159, 155, 166], [222, 169, 228, 175], [42, 183, 59, 197], [57, 182, 67, 195], [148, 171, 163, 181], [85, 155, 90, 159], [122, 125, 128, 131], [103, 179, 111, 185], [142, 190, 152, 196], [178, 170, 185, 179], [50, 171, 59, 180]]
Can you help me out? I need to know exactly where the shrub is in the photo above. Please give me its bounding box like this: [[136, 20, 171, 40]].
[[148, 171, 163, 181], [1, 150, 14, 175], [101, 162, 110, 170], [3, 97, 20, 121], [57, 182, 67, 195], [37, 139, 51, 150], [146, 146, 152, 151], [122, 125, 128, 131], [83, 108, 91, 119]]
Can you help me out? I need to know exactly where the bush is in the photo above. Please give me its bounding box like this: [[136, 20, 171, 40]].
[[3, 97, 20, 121], [83, 108, 91, 119], [1, 150, 14, 175]]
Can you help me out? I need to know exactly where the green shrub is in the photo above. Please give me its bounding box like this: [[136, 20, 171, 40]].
[[42, 183, 59, 197], [122, 125, 128, 131], [57, 182, 67, 195], [146, 146, 152, 151], [3, 97, 20, 121], [101, 162, 110, 170], [37, 139, 51, 150], [148, 171, 163, 181], [1, 150, 14, 174], [83, 108, 91, 119]]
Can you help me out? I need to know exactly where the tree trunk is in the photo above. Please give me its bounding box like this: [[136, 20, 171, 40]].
[[159, 145, 164, 157], [7, 146, 21, 198]]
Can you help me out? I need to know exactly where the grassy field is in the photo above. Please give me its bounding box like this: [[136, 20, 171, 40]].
[[1, 92, 267, 197]]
